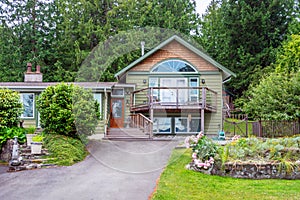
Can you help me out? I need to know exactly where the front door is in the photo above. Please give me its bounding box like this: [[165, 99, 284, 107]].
[[160, 78, 187, 103], [110, 98, 124, 128]]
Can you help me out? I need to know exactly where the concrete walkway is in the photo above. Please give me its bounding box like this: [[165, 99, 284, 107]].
[[0, 139, 181, 200]]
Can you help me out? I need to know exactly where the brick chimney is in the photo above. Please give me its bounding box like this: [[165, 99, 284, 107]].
[[24, 63, 43, 82]]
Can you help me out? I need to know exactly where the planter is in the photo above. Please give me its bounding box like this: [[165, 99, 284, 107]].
[[26, 134, 37, 147], [31, 142, 42, 154]]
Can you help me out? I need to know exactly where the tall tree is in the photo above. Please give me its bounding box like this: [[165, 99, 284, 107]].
[[242, 34, 300, 120], [0, 0, 58, 81], [107, 0, 199, 35], [198, 0, 297, 96]]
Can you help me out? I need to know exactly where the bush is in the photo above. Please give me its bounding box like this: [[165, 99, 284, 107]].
[[36, 83, 99, 138], [43, 134, 87, 166], [0, 127, 26, 149], [0, 88, 23, 128], [185, 132, 218, 170]]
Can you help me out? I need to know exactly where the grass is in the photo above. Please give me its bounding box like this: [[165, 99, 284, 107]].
[[151, 148, 300, 200]]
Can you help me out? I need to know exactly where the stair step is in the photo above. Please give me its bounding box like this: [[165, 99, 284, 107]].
[[105, 127, 151, 140]]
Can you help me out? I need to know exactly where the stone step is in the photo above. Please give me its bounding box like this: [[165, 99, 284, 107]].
[[22, 158, 55, 164]]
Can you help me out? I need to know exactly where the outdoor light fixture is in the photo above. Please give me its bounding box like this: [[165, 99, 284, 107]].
[[143, 79, 147, 84], [201, 79, 205, 84]]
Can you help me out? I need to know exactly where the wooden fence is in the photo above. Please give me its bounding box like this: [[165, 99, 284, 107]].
[[252, 120, 300, 138]]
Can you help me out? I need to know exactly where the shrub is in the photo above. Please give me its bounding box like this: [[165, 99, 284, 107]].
[[0, 88, 23, 128], [43, 134, 87, 166], [185, 132, 218, 170], [36, 83, 99, 138], [0, 127, 26, 149]]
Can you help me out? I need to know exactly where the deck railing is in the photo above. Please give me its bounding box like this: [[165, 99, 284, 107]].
[[129, 113, 153, 138], [130, 87, 217, 112]]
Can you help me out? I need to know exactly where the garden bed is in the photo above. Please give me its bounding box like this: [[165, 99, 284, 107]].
[[185, 133, 300, 179]]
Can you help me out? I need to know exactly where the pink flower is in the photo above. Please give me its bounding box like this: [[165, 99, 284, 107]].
[[197, 162, 205, 168], [192, 153, 197, 159], [232, 135, 241, 141], [194, 159, 200, 165], [197, 131, 204, 139], [184, 137, 190, 148]]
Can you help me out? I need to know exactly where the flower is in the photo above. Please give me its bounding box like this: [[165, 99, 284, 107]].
[[197, 131, 204, 139], [184, 136, 190, 148], [192, 153, 197, 159], [232, 135, 241, 141]]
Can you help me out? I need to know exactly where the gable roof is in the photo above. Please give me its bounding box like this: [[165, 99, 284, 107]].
[[115, 35, 236, 81]]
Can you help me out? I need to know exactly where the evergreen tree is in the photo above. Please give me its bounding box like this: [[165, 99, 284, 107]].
[[199, 0, 297, 96]]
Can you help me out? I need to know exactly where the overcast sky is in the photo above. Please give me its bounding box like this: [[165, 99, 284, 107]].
[[195, 0, 211, 16]]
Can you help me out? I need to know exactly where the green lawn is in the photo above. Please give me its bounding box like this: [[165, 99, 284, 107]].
[[151, 148, 300, 200]]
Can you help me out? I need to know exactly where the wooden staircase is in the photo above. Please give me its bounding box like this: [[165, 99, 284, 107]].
[[105, 128, 151, 140]]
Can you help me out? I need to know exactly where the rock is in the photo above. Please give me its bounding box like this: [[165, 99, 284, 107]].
[[0, 139, 14, 162]]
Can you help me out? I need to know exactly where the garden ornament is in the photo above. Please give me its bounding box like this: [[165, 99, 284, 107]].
[[9, 136, 22, 166]]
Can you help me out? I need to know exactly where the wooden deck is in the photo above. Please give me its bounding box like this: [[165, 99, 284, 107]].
[[130, 87, 217, 113]]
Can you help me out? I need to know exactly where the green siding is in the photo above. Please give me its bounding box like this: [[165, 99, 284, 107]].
[[126, 72, 223, 136], [201, 73, 223, 136], [126, 74, 149, 106]]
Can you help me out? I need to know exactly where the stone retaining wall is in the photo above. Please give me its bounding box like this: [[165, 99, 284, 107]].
[[187, 161, 300, 179], [214, 162, 300, 179]]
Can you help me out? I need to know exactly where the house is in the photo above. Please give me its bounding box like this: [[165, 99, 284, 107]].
[[0, 35, 236, 138]]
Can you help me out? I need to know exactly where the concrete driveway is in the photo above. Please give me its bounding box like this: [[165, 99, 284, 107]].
[[0, 139, 181, 200]]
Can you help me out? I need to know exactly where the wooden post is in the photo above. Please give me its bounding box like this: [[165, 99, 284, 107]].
[[259, 120, 262, 137], [201, 109, 205, 133], [149, 87, 154, 138], [245, 116, 248, 137]]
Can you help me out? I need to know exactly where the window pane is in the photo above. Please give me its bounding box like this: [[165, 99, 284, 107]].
[[153, 118, 171, 133], [175, 118, 187, 133], [22, 94, 34, 118], [93, 93, 102, 118], [152, 60, 196, 73], [112, 89, 124, 96], [190, 118, 200, 133]]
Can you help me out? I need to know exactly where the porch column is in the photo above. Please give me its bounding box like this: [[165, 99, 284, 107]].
[[201, 87, 206, 133], [149, 87, 154, 138], [201, 109, 205, 133]]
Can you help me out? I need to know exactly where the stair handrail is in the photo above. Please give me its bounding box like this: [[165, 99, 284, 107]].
[[129, 113, 153, 138]]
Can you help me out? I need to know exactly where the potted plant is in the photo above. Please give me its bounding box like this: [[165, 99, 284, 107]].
[[26, 126, 36, 147], [31, 135, 43, 154]]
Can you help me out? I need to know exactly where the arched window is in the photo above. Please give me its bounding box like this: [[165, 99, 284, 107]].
[[151, 59, 197, 73]]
